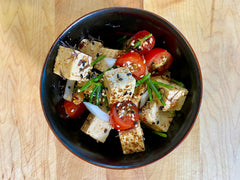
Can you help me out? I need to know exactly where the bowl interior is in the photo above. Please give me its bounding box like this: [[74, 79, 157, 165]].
[[41, 7, 202, 168]]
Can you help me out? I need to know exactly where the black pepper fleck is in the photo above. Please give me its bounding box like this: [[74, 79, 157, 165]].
[[117, 74, 120, 78], [160, 106, 164, 110], [79, 68, 83, 71], [140, 92, 143, 96], [92, 41, 95, 45], [96, 53, 99, 57], [129, 92, 132, 95], [157, 121, 159, 124], [86, 73, 90, 79], [134, 122, 137, 125], [131, 110, 135, 114], [68, 86, 71, 89], [124, 92, 127, 96], [80, 74, 83, 78], [152, 122, 155, 125], [119, 78, 123, 81], [104, 129, 107, 133], [146, 39, 150, 42]]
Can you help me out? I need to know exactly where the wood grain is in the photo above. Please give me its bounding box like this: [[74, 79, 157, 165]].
[[0, 0, 239, 179]]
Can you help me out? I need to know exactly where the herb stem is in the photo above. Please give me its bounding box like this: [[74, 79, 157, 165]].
[[147, 79, 166, 106], [171, 79, 185, 88], [136, 73, 151, 87], [133, 34, 152, 48], [146, 79, 153, 101], [153, 131, 167, 138], [151, 80, 173, 89], [89, 85, 99, 103], [91, 55, 106, 66]]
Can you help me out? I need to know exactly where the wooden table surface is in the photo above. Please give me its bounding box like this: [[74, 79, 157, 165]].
[[0, 0, 239, 179]]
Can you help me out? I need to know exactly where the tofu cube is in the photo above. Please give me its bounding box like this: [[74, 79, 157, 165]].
[[81, 113, 112, 143], [131, 83, 147, 107], [79, 39, 124, 59], [119, 122, 145, 154], [140, 101, 175, 132], [53, 46, 92, 81], [103, 67, 136, 105], [79, 39, 123, 72], [151, 76, 188, 111]]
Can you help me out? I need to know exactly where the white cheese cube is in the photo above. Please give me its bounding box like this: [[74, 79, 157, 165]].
[[53, 46, 92, 81], [119, 122, 145, 154], [81, 113, 112, 143], [151, 76, 188, 111], [103, 67, 136, 105], [140, 101, 175, 132]]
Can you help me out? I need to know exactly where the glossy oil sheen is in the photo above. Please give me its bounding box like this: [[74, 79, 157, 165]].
[[41, 7, 202, 168]]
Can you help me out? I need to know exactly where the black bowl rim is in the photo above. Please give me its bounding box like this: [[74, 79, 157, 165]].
[[40, 7, 202, 169]]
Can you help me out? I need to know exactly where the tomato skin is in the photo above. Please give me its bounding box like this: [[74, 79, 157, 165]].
[[128, 30, 155, 54], [64, 100, 86, 119], [144, 48, 173, 75], [109, 101, 139, 131], [115, 52, 146, 80]]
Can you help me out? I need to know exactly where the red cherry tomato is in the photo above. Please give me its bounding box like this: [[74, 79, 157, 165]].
[[128, 30, 155, 54], [109, 101, 139, 131], [144, 48, 173, 75], [115, 52, 146, 80], [64, 100, 86, 119]]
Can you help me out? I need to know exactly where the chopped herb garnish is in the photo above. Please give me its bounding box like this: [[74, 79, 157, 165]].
[[91, 55, 106, 66], [146, 79, 166, 106], [89, 85, 99, 103], [146, 80, 153, 101], [133, 33, 152, 48], [171, 79, 185, 88], [153, 131, 167, 138], [136, 73, 151, 87], [151, 80, 173, 89]]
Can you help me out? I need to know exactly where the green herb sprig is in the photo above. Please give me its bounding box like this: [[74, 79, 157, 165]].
[[91, 55, 106, 66], [153, 131, 167, 138], [133, 33, 152, 48]]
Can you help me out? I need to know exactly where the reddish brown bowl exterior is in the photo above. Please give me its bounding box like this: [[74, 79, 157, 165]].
[[40, 7, 202, 169]]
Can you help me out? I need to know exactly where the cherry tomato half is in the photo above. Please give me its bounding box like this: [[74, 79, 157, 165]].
[[64, 100, 86, 119], [128, 30, 155, 54], [144, 48, 173, 75], [115, 52, 146, 80], [109, 101, 139, 131]]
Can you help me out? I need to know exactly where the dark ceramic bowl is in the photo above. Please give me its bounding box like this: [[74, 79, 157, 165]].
[[41, 7, 202, 168]]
